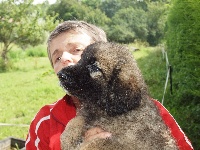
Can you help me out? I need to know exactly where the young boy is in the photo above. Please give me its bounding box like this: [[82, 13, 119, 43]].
[[25, 20, 111, 150], [26, 20, 193, 150]]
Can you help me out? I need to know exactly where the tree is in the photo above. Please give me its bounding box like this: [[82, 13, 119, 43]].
[[47, 0, 110, 27], [107, 7, 147, 43], [100, 0, 147, 18], [81, 0, 102, 9], [166, 0, 200, 149], [146, 1, 168, 46], [0, 0, 58, 70], [47, 0, 169, 45], [99, 0, 121, 18]]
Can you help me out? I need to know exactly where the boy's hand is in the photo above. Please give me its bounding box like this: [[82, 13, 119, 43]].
[[84, 127, 112, 142], [81, 128, 127, 150]]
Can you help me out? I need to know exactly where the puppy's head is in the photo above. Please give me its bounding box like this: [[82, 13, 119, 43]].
[[58, 42, 147, 116]]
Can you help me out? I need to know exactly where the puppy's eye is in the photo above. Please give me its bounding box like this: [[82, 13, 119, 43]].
[[88, 64, 99, 72], [87, 61, 99, 72], [86, 61, 102, 79]]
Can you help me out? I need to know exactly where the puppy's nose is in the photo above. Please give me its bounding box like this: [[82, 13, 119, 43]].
[[57, 72, 68, 80]]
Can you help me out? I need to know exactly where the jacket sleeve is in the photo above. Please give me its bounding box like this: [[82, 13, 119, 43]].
[[25, 106, 51, 150], [152, 99, 193, 150], [25, 96, 76, 150]]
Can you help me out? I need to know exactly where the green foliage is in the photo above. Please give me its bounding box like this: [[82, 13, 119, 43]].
[[99, 0, 122, 18], [25, 45, 47, 57], [166, 0, 200, 148], [8, 45, 47, 59], [81, 0, 102, 9], [0, 0, 59, 70], [8, 49, 26, 60], [107, 7, 148, 43], [48, 0, 168, 45], [146, 1, 168, 46], [99, 0, 148, 18], [132, 46, 166, 101], [0, 57, 12, 72], [47, 0, 110, 27], [0, 44, 48, 72]]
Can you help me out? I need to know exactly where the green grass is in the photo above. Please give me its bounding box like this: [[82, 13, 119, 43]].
[[0, 45, 167, 140], [133, 46, 167, 101], [0, 57, 65, 140]]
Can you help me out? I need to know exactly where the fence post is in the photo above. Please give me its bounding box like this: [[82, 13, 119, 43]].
[[161, 47, 172, 105]]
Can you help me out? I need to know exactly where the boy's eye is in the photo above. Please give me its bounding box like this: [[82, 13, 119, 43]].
[[73, 48, 83, 53], [55, 57, 61, 62]]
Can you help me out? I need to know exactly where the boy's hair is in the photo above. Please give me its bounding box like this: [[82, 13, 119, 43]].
[[47, 20, 107, 67]]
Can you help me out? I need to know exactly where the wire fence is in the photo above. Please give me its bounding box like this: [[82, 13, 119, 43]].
[[161, 46, 173, 105], [0, 123, 29, 127]]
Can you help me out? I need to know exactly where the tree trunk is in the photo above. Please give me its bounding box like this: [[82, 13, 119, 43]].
[[0, 43, 10, 70]]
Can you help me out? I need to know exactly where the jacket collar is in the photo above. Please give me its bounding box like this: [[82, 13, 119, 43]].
[[51, 95, 76, 127]]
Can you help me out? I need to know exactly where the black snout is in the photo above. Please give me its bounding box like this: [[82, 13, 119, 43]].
[[57, 70, 75, 85], [57, 71, 68, 80]]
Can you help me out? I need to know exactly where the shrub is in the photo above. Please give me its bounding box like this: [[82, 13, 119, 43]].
[[166, 0, 200, 148], [26, 45, 47, 57]]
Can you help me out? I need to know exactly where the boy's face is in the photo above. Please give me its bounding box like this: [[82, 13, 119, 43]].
[[49, 30, 93, 74]]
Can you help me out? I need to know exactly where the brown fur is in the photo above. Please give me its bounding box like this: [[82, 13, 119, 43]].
[[58, 42, 178, 150]]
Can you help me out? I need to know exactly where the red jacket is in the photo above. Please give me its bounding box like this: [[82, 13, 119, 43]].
[[25, 95, 193, 150]]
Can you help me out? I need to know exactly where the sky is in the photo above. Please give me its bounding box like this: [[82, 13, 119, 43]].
[[33, 0, 56, 4]]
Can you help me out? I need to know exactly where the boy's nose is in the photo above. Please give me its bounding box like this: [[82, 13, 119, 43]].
[[61, 51, 74, 66]]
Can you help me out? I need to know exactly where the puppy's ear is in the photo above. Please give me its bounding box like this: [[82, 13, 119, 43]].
[[86, 61, 103, 79]]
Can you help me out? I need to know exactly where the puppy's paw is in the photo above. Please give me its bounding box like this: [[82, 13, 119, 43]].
[[61, 116, 85, 150]]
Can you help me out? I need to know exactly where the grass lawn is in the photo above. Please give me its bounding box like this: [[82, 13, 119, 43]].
[[0, 57, 65, 140], [0, 45, 166, 140]]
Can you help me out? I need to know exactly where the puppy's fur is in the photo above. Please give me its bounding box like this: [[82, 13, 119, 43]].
[[58, 42, 178, 150]]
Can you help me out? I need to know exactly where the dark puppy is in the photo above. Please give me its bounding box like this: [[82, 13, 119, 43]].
[[58, 42, 178, 150]]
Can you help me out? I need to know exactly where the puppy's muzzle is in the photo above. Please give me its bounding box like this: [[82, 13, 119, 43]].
[[57, 71, 73, 83], [58, 72, 68, 80]]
